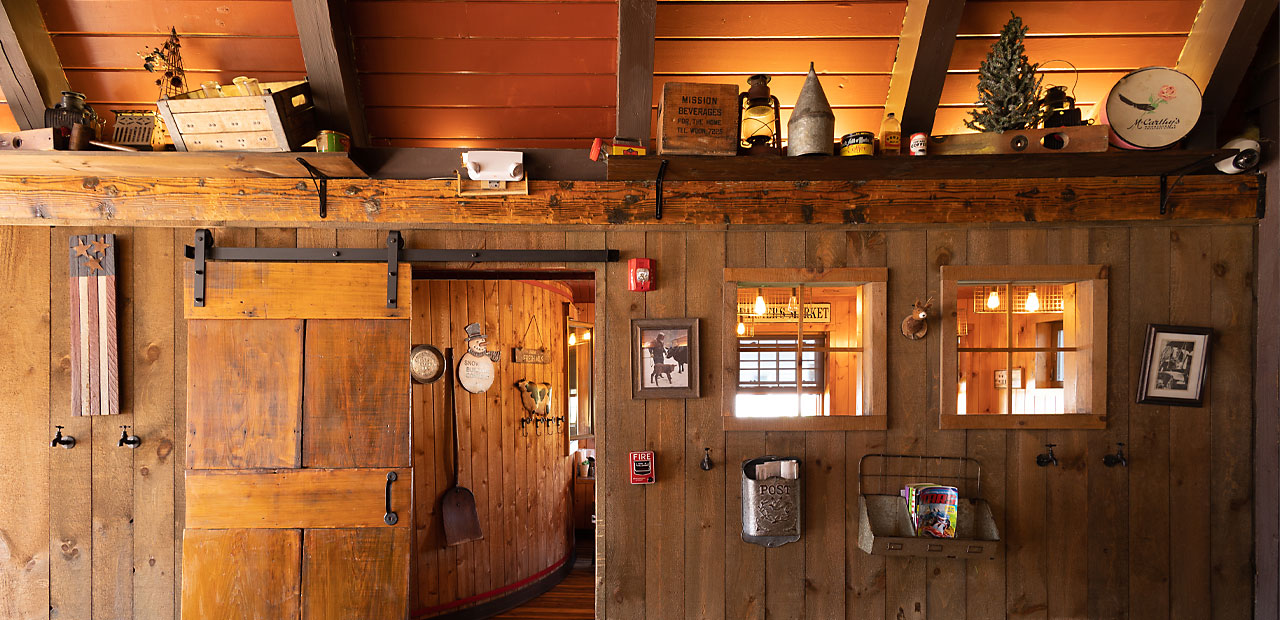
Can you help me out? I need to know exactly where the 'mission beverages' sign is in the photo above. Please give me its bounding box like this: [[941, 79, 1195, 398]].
[[736, 303, 831, 323]]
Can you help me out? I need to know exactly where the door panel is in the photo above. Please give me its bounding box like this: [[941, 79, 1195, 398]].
[[181, 528, 302, 620], [303, 528, 411, 620], [185, 468, 412, 529], [304, 319, 411, 468], [186, 319, 303, 469]]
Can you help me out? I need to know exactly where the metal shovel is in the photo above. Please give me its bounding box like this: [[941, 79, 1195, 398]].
[[441, 347, 483, 546]]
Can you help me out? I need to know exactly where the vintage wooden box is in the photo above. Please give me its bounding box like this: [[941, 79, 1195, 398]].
[[155, 80, 316, 152], [657, 82, 738, 155]]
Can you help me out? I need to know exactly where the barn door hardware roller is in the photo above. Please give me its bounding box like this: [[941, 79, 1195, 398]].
[[185, 229, 619, 308]]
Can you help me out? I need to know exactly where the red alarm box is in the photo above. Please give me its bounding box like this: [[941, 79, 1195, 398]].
[[629, 258, 654, 291], [630, 451, 655, 484]]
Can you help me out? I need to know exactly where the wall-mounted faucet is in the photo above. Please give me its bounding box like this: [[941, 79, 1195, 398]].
[[50, 425, 76, 449], [1036, 443, 1058, 467], [118, 425, 141, 449], [1103, 442, 1127, 467]]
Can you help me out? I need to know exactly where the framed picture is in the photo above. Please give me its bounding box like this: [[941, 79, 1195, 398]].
[[1137, 324, 1212, 407], [632, 318, 700, 399]]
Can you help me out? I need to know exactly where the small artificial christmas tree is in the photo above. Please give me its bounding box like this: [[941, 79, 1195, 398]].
[[964, 13, 1042, 132]]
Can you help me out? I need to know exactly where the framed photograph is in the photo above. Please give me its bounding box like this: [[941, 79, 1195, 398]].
[[1137, 324, 1212, 407], [632, 318, 700, 399]]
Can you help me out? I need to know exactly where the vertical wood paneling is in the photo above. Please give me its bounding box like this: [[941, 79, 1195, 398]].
[[1087, 226, 1131, 619], [50, 226, 92, 620], [883, 230, 927, 620], [684, 230, 726, 620], [601, 229, 647, 619], [0, 226, 50, 620], [846, 230, 888, 620], [1209, 225, 1254, 619], [93, 226, 133, 620], [724, 231, 766, 620], [965, 228, 1009, 620], [645, 231, 687, 620], [1129, 227, 1172, 620], [133, 226, 176, 620], [1006, 229, 1049, 620], [1167, 227, 1212, 618], [924, 229, 967, 618], [409, 279, 439, 609], [1045, 228, 1090, 620], [429, 279, 459, 607]]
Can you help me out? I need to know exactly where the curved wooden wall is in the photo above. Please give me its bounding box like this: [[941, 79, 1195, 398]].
[[410, 278, 573, 617]]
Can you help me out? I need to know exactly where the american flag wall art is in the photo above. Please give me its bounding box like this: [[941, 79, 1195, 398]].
[[69, 234, 119, 416]]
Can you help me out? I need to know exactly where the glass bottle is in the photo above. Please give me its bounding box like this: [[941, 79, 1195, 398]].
[[879, 112, 902, 155]]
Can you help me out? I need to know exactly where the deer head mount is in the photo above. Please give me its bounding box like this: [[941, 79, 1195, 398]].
[[900, 297, 933, 340]]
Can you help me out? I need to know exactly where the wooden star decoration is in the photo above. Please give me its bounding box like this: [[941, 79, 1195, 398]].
[[73, 242, 92, 258], [84, 257, 103, 273], [89, 238, 112, 255]]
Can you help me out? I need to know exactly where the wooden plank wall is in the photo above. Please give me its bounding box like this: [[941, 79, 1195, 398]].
[[38, 0, 306, 136], [411, 278, 573, 616], [349, 0, 617, 149], [0, 220, 1258, 619]]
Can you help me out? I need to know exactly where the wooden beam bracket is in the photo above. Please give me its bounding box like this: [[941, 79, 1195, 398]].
[[385, 231, 402, 309], [655, 158, 669, 220], [192, 228, 212, 307], [1158, 152, 1222, 215]]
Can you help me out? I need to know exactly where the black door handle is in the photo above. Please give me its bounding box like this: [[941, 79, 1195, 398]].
[[384, 471, 398, 525]]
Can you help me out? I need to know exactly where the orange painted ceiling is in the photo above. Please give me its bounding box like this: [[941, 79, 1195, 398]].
[[0, 0, 1207, 148]]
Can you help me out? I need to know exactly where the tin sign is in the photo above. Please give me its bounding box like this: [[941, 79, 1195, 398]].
[[630, 451, 655, 484]]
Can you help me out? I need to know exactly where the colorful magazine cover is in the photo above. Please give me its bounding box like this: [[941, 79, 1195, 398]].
[[900, 482, 938, 531], [914, 485, 958, 538]]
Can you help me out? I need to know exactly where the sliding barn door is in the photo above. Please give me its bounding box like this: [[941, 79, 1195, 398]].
[[181, 262, 413, 620]]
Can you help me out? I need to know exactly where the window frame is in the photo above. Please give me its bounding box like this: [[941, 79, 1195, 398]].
[[940, 264, 1108, 430], [723, 267, 887, 431]]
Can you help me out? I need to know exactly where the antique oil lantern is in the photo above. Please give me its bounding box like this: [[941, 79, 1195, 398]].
[[1038, 85, 1083, 128], [738, 74, 781, 154]]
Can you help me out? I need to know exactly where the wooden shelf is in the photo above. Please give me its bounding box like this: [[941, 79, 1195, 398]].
[[0, 151, 368, 178], [607, 150, 1238, 181]]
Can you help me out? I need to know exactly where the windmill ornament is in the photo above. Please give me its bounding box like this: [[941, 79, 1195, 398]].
[[69, 234, 119, 416]]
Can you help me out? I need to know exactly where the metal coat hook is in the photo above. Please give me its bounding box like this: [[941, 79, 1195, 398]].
[[701, 448, 714, 471], [296, 157, 330, 219], [1103, 442, 1127, 467], [520, 417, 530, 437], [1036, 443, 1059, 467], [50, 425, 75, 449], [118, 425, 141, 449]]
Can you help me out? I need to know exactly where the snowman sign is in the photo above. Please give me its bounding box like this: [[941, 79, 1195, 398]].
[[458, 322, 501, 393]]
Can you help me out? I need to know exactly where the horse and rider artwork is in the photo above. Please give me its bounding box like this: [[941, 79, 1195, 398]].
[[632, 318, 700, 399]]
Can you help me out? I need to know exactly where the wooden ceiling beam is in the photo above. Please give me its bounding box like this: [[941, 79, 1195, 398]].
[[885, 0, 967, 137], [1177, 0, 1279, 147], [0, 0, 70, 129], [292, 0, 369, 147], [616, 0, 657, 144]]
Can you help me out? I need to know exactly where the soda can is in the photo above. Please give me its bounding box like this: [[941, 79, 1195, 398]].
[[909, 132, 928, 156], [316, 130, 350, 153]]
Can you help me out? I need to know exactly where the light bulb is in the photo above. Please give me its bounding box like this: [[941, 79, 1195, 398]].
[[569, 333, 576, 346], [582, 330, 591, 342], [754, 290, 767, 316], [786, 288, 798, 313], [1025, 290, 1040, 313], [736, 319, 746, 336], [986, 289, 1000, 310]]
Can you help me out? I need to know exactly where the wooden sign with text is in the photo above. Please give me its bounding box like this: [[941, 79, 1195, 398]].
[[513, 347, 549, 364], [657, 83, 738, 155]]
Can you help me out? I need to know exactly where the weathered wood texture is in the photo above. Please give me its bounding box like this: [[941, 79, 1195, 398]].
[[0, 174, 1260, 227], [410, 278, 574, 616], [0, 220, 1260, 620]]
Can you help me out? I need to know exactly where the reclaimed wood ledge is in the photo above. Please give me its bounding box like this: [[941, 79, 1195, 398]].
[[0, 174, 1259, 228]]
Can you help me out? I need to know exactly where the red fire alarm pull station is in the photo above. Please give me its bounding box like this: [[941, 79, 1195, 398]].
[[628, 258, 654, 292], [630, 451, 655, 484]]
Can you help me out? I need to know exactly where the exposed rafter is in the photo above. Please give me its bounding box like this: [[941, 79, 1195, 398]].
[[1177, 0, 1279, 146], [615, 0, 657, 143], [291, 0, 369, 147], [885, 0, 967, 137], [0, 0, 70, 129]]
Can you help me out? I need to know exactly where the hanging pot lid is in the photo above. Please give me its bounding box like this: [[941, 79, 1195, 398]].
[[410, 344, 445, 383]]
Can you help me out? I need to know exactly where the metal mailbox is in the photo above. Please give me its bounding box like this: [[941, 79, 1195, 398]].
[[741, 455, 801, 547]]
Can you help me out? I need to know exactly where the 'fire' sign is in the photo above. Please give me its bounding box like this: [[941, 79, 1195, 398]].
[[630, 451, 655, 484]]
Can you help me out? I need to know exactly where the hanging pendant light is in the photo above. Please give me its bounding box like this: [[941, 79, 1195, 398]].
[[569, 332, 576, 346], [1025, 289, 1041, 313], [786, 287, 799, 314], [737, 319, 747, 336], [754, 288, 768, 315], [986, 289, 1001, 310]]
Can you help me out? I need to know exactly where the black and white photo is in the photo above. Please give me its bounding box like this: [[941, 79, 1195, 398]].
[[1137, 324, 1212, 407], [632, 318, 700, 399]]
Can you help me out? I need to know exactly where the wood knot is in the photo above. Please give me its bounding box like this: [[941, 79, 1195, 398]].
[[82, 177, 100, 190], [934, 247, 952, 267], [143, 343, 162, 363], [344, 185, 362, 196], [139, 466, 150, 477], [1213, 262, 1228, 277], [155, 438, 174, 461]]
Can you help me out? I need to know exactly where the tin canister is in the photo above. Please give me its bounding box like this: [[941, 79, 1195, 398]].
[[839, 131, 875, 157], [909, 132, 928, 156], [316, 130, 350, 153]]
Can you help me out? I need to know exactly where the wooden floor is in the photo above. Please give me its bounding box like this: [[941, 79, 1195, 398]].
[[491, 533, 595, 619]]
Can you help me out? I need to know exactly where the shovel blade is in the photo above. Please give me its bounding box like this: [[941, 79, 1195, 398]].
[[442, 487, 484, 546]]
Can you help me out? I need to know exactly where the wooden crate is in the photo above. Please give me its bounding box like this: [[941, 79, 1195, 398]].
[[657, 82, 739, 156], [155, 80, 316, 152]]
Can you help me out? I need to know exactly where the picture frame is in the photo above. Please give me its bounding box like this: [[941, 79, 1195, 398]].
[[632, 318, 700, 399], [1137, 324, 1212, 407]]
